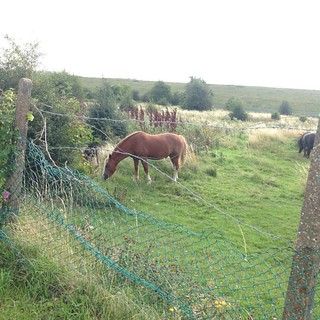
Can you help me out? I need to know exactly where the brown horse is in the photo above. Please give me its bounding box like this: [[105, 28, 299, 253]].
[[103, 131, 187, 182]]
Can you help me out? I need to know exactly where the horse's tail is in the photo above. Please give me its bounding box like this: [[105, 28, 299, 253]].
[[179, 135, 188, 165]]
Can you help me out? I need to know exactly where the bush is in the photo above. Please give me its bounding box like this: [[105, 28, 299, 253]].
[[0, 90, 16, 188], [132, 90, 140, 101], [229, 106, 248, 121], [0, 35, 41, 90], [271, 112, 280, 120], [299, 116, 307, 122], [88, 82, 128, 141], [148, 81, 172, 105], [40, 98, 92, 167], [183, 77, 213, 111], [279, 100, 293, 115], [171, 91, 184, 106], [205, 167, 217, 177], [32, 71, 84, 105], [225, 97, 243, 111]]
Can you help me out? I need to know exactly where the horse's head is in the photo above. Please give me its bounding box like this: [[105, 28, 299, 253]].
[[103, 154, 117, 179]]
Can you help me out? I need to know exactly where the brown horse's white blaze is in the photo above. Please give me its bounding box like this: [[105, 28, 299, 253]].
[[103, 131, 187, 182]]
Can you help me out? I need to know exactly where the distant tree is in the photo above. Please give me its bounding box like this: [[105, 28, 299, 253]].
[[271, 112, 280, 120], [225, 97, 243, 111], [149, 81, 172, 105], [111, 84, 135, 111], [183, 77, 213, 111], [171, 91, 184, 106], [132, 90, 141, 101], [32, 71, 84, 105], [299, 116, 307, 122], [0, 35, 41, 90], [88, 82, 128, 141], [279, 100, 293, 115], [141, 92, 151, 102], [229, 105, 248, 121]]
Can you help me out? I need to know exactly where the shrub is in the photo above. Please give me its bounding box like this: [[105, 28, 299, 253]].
[[279, 100, 293, 115], [171, 91, 184, 106], [225, 97, 243, 111], [0, 35, 41, 90], [132, 90, 140, 101], [0, 90, 16, 188], [148, 81, 172, 105], [42, 98, 93, 167], [183, 77, 213, 111], [299, 116, 307, 122], [229, 106, 248, 121], [205, 167, 217, 177], [88, 82, 128, 141], [271, 112, 280, 120], [32, 71, 84, 105]]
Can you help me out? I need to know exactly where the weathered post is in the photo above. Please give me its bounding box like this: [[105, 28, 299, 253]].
[[4, 78, 32, 220], [282, 119, 320, 319]]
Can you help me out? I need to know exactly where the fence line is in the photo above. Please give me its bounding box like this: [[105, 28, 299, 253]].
[[31, 106, 293, 243], [35, 104, 317, 132]]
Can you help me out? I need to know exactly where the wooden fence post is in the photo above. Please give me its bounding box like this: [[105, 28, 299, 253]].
[[4, 78, 32, 219], [282, 119, 320, 319]]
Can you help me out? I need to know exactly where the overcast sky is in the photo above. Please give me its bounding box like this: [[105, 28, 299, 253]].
[[1, 0, 320, 90]]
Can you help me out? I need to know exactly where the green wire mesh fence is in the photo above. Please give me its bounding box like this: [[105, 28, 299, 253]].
[[2, 140, 319, 319]]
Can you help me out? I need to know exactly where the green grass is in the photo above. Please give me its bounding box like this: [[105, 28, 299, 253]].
[[0, 131, 313, 319], [79, 76, 320, 116], [102, 133, 307, 249], [0, 230, 165, 320]]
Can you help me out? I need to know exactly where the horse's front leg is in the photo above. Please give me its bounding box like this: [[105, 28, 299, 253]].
[[141, 158, 152, 183], [133, 158, 139, 181]]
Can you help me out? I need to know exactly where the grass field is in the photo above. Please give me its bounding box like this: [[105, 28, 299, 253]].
[[0, 102, 318, 318], [79, 76, 320, 116], [1, 121, 317, 319]]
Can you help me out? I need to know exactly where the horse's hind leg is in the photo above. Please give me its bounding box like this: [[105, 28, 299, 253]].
[[170, 155, 179, 182], [133, 158, 139, 181], [141, 158, 152, 183]]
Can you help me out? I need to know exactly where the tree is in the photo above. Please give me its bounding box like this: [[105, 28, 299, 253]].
[[225, 97, 248, 120], [32, 71, 84, 105], [0, 35, 41, 90], [225, 97, 243, 111], [183, 77, 213, 111], [229, 105, 248, 121], [279, 100, 293, 115], [271, 112, 280, 120], [0, 90, 16, 188], [149, 81, 172, 105], [171, 91, 184, 106], [132, 90, 141, 101], [88, 82, 128, 141]]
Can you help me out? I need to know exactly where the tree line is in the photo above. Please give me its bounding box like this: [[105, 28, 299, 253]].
[[0, 36, 300, 177]]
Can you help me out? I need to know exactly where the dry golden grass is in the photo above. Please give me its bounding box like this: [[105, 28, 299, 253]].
[[248, 128, 301, 149]]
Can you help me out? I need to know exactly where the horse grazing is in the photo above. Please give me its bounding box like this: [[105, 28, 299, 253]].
[[103, 131, 187, 182], [298, 132, 315, 158]]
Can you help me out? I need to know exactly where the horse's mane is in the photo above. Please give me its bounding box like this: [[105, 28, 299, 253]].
[[115, 131, 142, 150]]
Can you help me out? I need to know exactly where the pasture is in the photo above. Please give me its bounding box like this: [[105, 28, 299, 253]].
[[79, 76, 320, 116], [1, 109, 318, 319]]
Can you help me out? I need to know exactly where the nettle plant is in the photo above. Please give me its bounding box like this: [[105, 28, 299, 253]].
[[0, 90, 16, 188]]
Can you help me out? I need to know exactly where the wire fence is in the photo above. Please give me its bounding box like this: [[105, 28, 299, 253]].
[[1, 99, 319, 319]]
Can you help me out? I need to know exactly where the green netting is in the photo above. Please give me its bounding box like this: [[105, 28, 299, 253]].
[[1, 140, 319, 319]]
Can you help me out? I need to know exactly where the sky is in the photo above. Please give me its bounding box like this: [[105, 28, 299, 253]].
[[0, 0, 320, 90]]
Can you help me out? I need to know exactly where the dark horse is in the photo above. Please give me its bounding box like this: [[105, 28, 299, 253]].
[[298, 132, 315, 158], [103, 131, 187, 182]]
